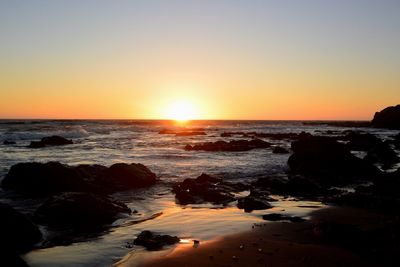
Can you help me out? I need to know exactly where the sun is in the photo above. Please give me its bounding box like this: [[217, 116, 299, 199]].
[[165, 100, 198, 122]]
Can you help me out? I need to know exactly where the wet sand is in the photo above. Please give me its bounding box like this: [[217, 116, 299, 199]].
[[118, 206, 395, 267]]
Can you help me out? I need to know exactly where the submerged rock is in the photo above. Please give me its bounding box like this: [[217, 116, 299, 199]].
[[220, 132, 300, 140], [175, 131, 206, 136], [185, 139, 270, 152], [0, 202, 42, 253], [34, 192, 130, 228], [371, 104, 400, 129], [3, 140, 16, 145], [237, 195, 272, 212], [28, 135, 73, 148], [262, 213, 306, 222], [2, 162, 157, 196], [133, 230, 180, 250], [159, 129, 206, 136], [173, 173, 245, 205], [272, 146, 289, 154]]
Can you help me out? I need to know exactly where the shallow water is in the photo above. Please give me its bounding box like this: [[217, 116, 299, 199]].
[[0, 120, 398, 267]]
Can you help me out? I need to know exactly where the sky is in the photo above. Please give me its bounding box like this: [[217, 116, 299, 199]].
[[0, 0, 399, 120]]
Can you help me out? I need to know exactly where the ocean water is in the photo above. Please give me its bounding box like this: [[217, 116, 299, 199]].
[[0, 120, 397, 267]]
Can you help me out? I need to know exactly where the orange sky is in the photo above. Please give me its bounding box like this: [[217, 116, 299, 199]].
[[1, 1, 399, 120]]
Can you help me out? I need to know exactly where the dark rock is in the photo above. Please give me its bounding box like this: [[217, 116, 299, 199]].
[[159, 128, 206, 136], [339, 131, 398, 168], [34, 192, 130, 228], [0, 254, 30, 267], [3, 140, 16, 145], [173, 173, 243, 205], [1, 162, 157, 196], [262, 213, 306, 222], [101, 163, 157, 191], [272, 146, 289, 154], [0, 202, 42, 253], [28, 135, 73, 148], [343, 131, 382, 151], [252, 175, 325, 199], [364, 141, 398, 168], [185, 139, 270, 152], [220, 132, 300, 140], [133, 230, 180, 250], [237, 196, 272, 212], [288, 135, 381, 186], [175, 131, 206, 136], [303, 121, 371, 128], [2, 162, 92, 196], [221, 132, 233, 137], [393, 133, 400, 149], [371, 104, 400, 129]]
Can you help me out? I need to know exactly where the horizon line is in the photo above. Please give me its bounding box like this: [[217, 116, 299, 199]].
[[0, 118, 371, 122]]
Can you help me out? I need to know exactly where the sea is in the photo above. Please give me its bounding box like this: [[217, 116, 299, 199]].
[[0, 120, 397, 267]]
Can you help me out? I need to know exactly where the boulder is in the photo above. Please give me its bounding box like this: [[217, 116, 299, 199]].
[[288, 135, 381, 186], [101, 163, 157, 190], [28, 135, 73, 148], [237, 196, 272, 212], [371, 105, 400, 129], [1, 162, 157, 196], [185, 139, 270, 152], [133, 230, 180, 250], [34, 192, 130, 228], [2, 162, 92, 196], [0, 202, 42, 253], [173, 173, 244, 205]]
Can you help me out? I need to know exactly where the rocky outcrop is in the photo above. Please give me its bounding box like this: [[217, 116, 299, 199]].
[[34, 192, 130, 228], [173, 173, 246, 205], [288, 135, 381, 186], [0, 202, 42, 253], [28, 135, 73, 148], [2, 162, 157, 196], [185, 139, 270, 152], [371, 105, 400, 129], [133, 231, 180, 250]]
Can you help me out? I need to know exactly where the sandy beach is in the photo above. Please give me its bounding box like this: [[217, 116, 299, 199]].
[[113, 206, 397, 267]]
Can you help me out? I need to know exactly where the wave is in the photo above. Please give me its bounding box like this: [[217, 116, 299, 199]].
[[1, 126, 90, 141]]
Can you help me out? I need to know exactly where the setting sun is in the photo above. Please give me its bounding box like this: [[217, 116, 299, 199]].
[[165, 100, 198, 122]]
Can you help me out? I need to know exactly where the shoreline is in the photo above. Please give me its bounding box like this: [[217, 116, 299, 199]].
[[116, 206, 394, 267]]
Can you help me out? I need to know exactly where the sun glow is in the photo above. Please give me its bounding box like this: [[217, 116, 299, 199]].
[[165, 100, 198, 122]]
